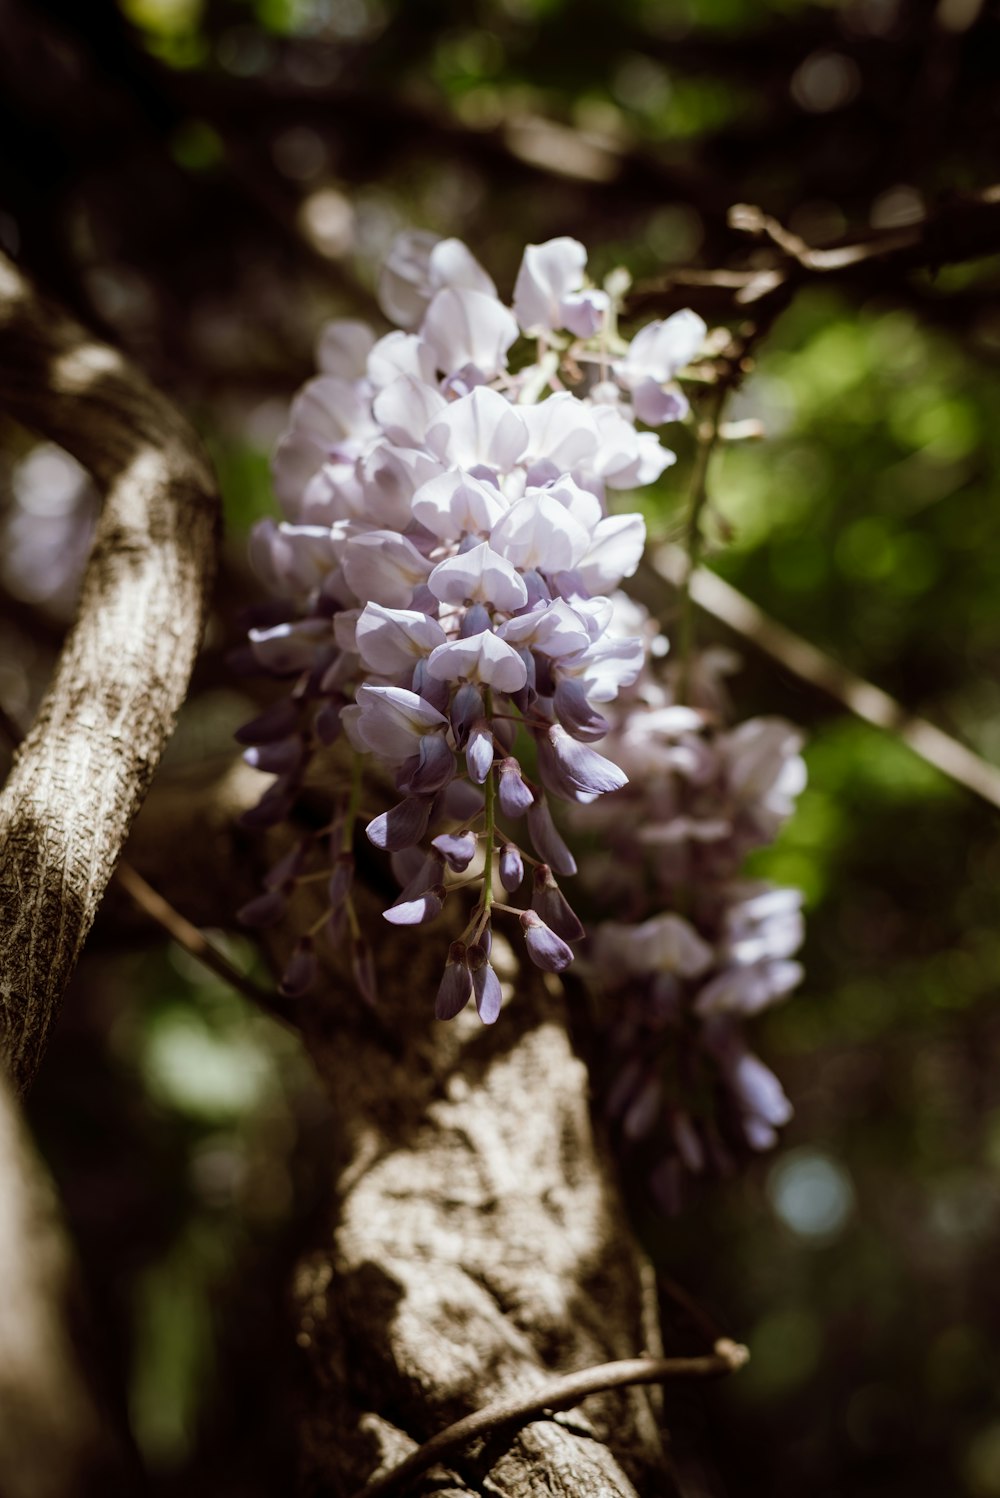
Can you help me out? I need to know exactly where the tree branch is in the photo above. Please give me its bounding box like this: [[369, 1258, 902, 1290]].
[[0, 251, 220, 1090]]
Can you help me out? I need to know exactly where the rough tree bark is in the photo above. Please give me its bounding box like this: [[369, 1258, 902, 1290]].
[[0, 251, 220, 1090], [0, 256, 219, 1492], [126, 769, 687, 1496]]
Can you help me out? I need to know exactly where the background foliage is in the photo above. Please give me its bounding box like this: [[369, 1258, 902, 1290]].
[[2, 0, 1000, 1493]]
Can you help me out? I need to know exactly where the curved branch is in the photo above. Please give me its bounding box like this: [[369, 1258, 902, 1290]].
[[0, 251, 220, 1090]]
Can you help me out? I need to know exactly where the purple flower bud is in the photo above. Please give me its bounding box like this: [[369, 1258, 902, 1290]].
[[526, 795, 577, 876], [466, 721, 494, 784], [366, 795, 431, 852], [432, 830, 477, 872], [520, 909, 574, 973], [243, 736, 305, 775], [411, 659, 451, 713], [531, 864, 584, 942], [383, 885, 445, 925], [622, 1074, 662, 1141], [235, 697, 301, 745], [352, 939, 378, 1005], [499, 843, 524, 892], [328, 852, 354, 908], [497, 758, 534, 819], [435, 940, 474, 1020], [396, 733, 455, 795], [280, 939, 318, 998], [314, 700, 343, 745], [240, 778, 296, 830], [536, 724, 628, 804], [460, 602, 492, 638], [263, 840, 307, 892], [237, 887, 288, 928], [491, 714, 516, 752], [552, 677, 610, 743], [469, 945, 503, 1024], [451, 683, 485, 748]]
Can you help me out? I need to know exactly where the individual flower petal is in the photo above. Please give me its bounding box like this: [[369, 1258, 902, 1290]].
[[383, 886, 445, 925], [411, 469, 509, 541], [355, 602, 448, 676], [248, 619, 332, 675], [421, 286, 519, 381], [631, 379, 689, 427], [577, 513, 647, 593], [342, 531, 434, 609], [351, 683, 449, 763], [426, 386, 528, 472], [316, 318, 376, 378], [428, 542, 528, 613], [427, 630, 528, 693], [367, 330, 438, 389], [372, 375, 448, 447], [519, 393, 599, 472], [365, 795, 431, 851], [489, 492, 592, 573], [526, 795, 577, 876], [513, 237, 588, 335], [615, 309, 707, 387], [536, 723, 628, 804], [531, 864, 585, 942]]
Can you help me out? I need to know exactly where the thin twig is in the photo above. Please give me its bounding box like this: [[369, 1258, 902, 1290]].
[[676, 383, 728, 705], [653, 544, 1000, 813], [350, 1341, 749, 1498], [113, 863, 275, 1007]]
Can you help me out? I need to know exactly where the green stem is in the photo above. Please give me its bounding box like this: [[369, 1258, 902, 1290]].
[[676, 382, 728, 706]]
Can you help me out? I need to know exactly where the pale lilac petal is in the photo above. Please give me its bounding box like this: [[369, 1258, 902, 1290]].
[[367, 330, 438, 389], [632, 379, 689, 427], [383, 886, 445, 925], [489, 492, 592, 573], [466, 721, 495, 783], [355, 602, 447, 675], [421, 287, 519, 380], [469, 948, 503, 1023], [513, 237, 588, 334], [352, 682, 448, 762], [359, 442, 444, 530], [531, 864, 584, 942], [428, 541, 528, 612], [377, 228, 441, 328], [432, 831, 477, 871], [577, 513, 647, 592], [342, 531, 433, 608], [519, 393, 600, 471], [428, 238, 497, 299], [536, 723, 628, 804], [426, 630, 528, 692], [316, 319, 376, 378], [498, 599, 592, 657], [559, 287, 610, 337], [411, 469, 508, 541], [426, 387, 528, 472], [372, 375, 447, 447], [616, 310, 706, 386], [248, 619, 331, 675]]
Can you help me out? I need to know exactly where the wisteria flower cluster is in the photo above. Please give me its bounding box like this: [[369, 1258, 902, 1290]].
[[237, 230, 706, 1017], [582, 640, 808, 1209]]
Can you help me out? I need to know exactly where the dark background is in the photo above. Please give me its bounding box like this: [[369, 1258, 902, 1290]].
[[2, 1, 1000, 1493]]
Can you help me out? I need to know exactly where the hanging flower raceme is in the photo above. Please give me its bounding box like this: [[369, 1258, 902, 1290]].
[[581, 623, 808, 1210], [236, 231, 707, 1012]]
